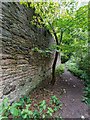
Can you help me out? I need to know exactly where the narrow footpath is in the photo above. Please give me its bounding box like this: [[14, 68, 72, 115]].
[[58, 69, 89, 119], [31, 69, 89, 119]]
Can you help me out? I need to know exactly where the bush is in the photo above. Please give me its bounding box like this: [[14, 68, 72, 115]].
[[82, 75, 90, 105], [0, 95, 62, 120], [83, 84, 90, 105], [78, 55, 90, 105], [66, 62, 84, 78], [55, 64, 65, 75]]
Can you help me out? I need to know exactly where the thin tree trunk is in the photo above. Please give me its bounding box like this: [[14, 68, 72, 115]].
[[51, 30, 63, 85], [51, 51, 59, 85]]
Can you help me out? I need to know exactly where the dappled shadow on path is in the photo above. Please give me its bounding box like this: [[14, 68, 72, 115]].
[[31, 69, 89, 119]]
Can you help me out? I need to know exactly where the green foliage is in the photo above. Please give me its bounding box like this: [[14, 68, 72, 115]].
[[51, 95, 60, 105], [29, 1, 60, 31], [61, 53, 71, 63], [50, 95, 62, 113], [32, 47, 52, 57], [39, 100, 46, 111], [0, 98, 9, 120], [21, 104, 33, 119], [75, 54, 90, 105], [55, 64, 65, 75], [10, 107, 19, 117], [20, 1, 88, 62], [0, 95, 62, 119], [47, 107, 54, 116], [66, 62, 83, 78], [83, 85, 90, 105]]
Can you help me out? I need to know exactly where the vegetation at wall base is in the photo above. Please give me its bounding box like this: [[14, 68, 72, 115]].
[[0, 95, 62, 120], [55, 64, 65, 76]]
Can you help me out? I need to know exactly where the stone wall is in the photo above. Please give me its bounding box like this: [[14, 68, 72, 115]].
[[0, 2, 54, 102]]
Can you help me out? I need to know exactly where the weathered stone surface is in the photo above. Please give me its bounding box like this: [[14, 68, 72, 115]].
[[3, 84, 16, 95], [0, 2, 54, 102]]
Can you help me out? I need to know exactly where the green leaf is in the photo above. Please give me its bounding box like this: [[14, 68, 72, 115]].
[[47, 107, 54, 113], [22, 114, 27, 119], [39, 100, 46, 110], [0, 115, 8, 120], [54, 106, 58, 111], [33, 110, 40, 118], [42, 114, 46, 118], [10, 107, 19, 116]]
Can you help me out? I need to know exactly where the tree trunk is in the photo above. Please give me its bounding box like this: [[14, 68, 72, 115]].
[[51, 51, 59, 85], [51, 30, 63, 85]]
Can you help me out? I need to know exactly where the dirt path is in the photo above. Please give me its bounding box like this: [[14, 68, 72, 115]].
[[31, 69, 89, 119], [58, 69, 89, 119]]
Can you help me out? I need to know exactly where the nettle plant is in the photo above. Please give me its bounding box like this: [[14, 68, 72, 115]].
[[0, 95, 62, 119]]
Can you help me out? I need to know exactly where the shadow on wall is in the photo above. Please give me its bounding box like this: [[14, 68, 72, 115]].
[[1, 2, 54, 102]]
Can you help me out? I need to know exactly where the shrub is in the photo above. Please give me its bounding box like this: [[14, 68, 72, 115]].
[[66, 62, 84, 78], [55, 64, 65, 75], [82, 75, 90, 105], [83, 84, 90, 105]]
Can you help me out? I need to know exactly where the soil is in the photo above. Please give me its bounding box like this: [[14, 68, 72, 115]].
[[30, 69, 89, 119]]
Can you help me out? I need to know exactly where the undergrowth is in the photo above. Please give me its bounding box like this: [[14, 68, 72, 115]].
[[0, 95, 63, 120], [66, 62, 84, 79], [55, 64, 65, 75]]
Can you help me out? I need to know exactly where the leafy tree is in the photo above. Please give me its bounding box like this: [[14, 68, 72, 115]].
[[20, 0, 88, 85]]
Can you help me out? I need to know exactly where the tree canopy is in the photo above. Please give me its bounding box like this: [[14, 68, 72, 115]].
[[20, 0, 88, 84]]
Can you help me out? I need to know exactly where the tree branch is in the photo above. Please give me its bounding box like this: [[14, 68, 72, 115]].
[[48, 22, 59, 45], [59, 29, 63, 45]]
